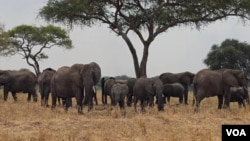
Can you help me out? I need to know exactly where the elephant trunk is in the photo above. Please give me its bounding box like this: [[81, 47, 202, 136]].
[[113, 92, 120, 106], [156, 89, 164, 111]]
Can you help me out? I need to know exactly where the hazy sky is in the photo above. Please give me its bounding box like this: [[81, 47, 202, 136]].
[[1, 0, 250, 77]]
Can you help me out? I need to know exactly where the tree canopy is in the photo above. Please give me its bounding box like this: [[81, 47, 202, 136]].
[[0, 23, 7, 49], [39, 0, 250, 78], [0, 24, 73, 75], [204, 39, 250, 79]]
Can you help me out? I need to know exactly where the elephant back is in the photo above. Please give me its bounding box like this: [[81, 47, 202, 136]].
[[159, 72, 178, 84], [126, 78, 137, 94], [38, 68, 56, 84], [14, 70, 37, 84]]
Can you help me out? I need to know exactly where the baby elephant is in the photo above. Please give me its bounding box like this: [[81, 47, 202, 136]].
[[230, 87, 247, 108], [111, 83, 129, 111], [162, 83, 184, 104]]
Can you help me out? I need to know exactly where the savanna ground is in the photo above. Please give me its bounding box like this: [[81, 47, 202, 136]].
[[0, 90, 250, 141]]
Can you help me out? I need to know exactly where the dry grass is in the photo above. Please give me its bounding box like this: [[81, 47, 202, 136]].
[[0, 91, 250, 141]]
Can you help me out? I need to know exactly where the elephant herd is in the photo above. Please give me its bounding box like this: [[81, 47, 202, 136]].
[[0, 62, 101, 114], [101, 69, 249, 113], [0, 64, 249, 114]]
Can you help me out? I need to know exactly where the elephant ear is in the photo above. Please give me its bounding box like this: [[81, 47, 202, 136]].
[[179, 72, 194, 85], [222, 69, 243, 87], [0, 70, 11, 84], [145, 80, 155, 95]]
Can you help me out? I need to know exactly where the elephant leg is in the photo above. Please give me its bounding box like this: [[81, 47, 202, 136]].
[[194, 95, 204, 112], [134, 97, 138, 112], [162, 96, 166, 104], [223, 88, 231, 108], [27, 93, 31, 102], [179, 95, 183, 103], [119, 100, 125, 110], [64, 98, 72, 112], [32, 92, 38, 102], [119, 100, 126, 116], [45, 93, 49, 107], [167, 96, 170, 104], [94, 95, 98, 105], [76, 95, 83, 114], [194, 100, 200, 112], [217, 95, 223, 109], [88, 98, 94, 112], [127, 93, 133, 107], [141, 100, 147, 113], [57, 97, 61, 106], [3, 89, 9, 101], [11, 92, 17, 102], [40, 91, 45, 106], [51, 94, 57, 110], [242, 100, 246, 108], [238, 101, 242, 108], [149, 96, 154, 107], [102, 92, 105, 105], [63, 98, 68, 112], [183, 85, 188, 104], [104, 94, 108, 105]]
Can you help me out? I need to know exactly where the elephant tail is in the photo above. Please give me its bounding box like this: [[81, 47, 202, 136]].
[[192, 82, 197, 106]]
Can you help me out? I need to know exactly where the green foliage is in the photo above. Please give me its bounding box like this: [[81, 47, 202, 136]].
[[0, 23, 8, 51], [0, 24, 73, 75], [39, 0, 250, 77], [204, 39, 250, 79]]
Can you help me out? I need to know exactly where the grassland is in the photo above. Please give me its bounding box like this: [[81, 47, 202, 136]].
[[0, 91, 249, 141]]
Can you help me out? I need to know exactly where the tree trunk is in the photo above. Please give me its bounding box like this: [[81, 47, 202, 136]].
[[139, 44, 149, 78], [121, 33, 141, 78]]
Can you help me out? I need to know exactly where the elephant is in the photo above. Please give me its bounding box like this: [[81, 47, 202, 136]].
[[126, 77, 137, 107], [159, 71, 195, 104], [51, 62, 101, 114], [38, 68, 56, 107], [0, 69, 38, 102], [193, 68, 248, 112], [162, 82, 184, 104], [133, 77, 164, 112], [110, 83, 129, 112], [230, 87, 248, 108], [102, 77, 116, 105]]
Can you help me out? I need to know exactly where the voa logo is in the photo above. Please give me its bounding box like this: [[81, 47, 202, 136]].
[[226, 129, 246, 136]]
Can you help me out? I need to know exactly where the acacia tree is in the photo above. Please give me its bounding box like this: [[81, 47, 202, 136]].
[[0, 24, 73, 76], [204, 39, 250, 79], [39, 0, 250, 78], [0, 23, 7, 49]]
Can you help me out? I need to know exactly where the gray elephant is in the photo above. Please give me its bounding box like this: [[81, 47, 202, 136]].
[[162, 82, 184, 104], [126, 77, 137, 107], [0, 69, 38, 102], [51, 62, 101, 114], [193, 68, 248, 112], [111, 83, 129, 112], [133, 77, 164, 112], [38, 68, 56, 107], [102, 77, 116, 105], [230, 87, 248, 108], [159, 71, 195, 104]]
